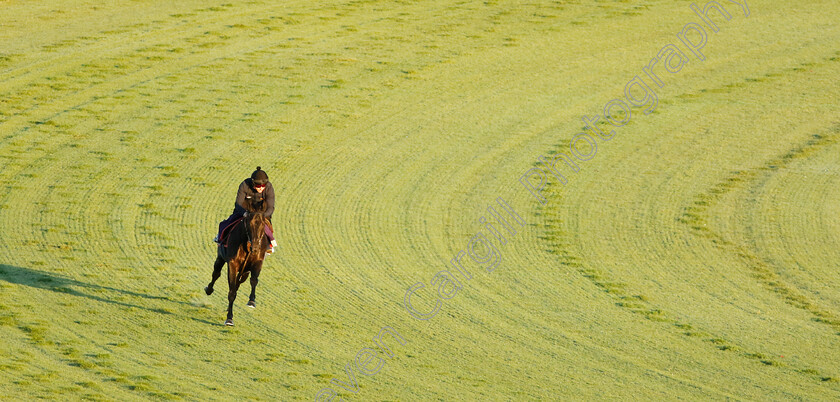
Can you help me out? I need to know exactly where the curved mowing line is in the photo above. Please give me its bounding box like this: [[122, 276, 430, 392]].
[[678, 124, 840, 337], [534, 128, 840, 385], [0, 0, 518, 272]]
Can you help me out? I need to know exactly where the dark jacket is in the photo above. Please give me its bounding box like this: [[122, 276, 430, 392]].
[[234, 178, 275, 219]]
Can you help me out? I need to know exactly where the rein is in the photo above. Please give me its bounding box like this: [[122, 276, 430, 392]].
[[244, 212, 253, 255], [241, 195, 266, 268], [243, 211, 264, 260], [236, 214, 256, 285]]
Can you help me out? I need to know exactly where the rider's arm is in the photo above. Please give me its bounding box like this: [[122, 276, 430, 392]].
[[264, 182, 275, 218], [235, 180, 250, 211]]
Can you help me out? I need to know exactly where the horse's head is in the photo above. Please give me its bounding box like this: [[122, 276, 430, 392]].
[[244, 197, 267, 254]]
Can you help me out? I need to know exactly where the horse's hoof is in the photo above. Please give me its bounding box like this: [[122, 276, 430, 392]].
[[247, 300, 256, 308], [204, 286, 213, 296], [224, 319, 234, 326]]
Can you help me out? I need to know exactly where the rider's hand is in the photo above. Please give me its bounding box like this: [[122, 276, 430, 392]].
[[243, 211, 249, 217]]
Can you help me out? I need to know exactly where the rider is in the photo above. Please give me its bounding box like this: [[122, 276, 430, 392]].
[[215, 166, 277, 254]]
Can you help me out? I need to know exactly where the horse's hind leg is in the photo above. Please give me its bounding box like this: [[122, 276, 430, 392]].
[[238, 270, 250, 285], [205, 256, 224, 295], [248, 262, 263, 308]]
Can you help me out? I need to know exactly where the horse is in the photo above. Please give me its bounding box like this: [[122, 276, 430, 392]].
[[205, 197, 269, 326]]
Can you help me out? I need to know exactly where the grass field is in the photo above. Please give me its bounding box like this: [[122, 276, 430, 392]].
[[1, 0, 839, 400]]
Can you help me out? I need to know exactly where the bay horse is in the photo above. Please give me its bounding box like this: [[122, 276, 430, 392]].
[[205, 197, 269, 326]]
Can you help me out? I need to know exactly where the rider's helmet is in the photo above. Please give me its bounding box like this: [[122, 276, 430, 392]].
[[251, 166, 268, 186]]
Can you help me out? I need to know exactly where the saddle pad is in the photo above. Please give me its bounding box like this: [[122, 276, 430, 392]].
[[220, 217, 244, 246]]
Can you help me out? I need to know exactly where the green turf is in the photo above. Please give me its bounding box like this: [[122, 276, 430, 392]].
[[1, 0, 839, 399]]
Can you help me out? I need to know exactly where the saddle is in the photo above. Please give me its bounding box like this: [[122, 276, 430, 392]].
[[219, 217, 274, 249], [219, 217, 244, 248]]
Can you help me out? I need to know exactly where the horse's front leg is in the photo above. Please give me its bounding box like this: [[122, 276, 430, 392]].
[[248, 261, 263, 308], [225, 263, 240, 326], [205, 256, 225, 295]]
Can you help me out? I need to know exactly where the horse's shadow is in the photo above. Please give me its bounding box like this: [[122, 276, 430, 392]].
[[0, 264, 189, 315]]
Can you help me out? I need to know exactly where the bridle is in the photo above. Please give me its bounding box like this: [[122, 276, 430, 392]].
[[245, 213, 253, 254], [244, 208, 264, 258]]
